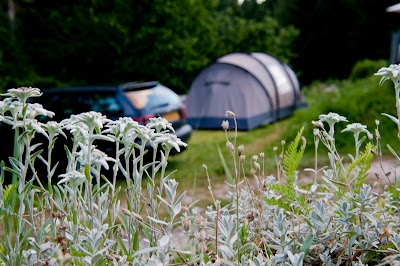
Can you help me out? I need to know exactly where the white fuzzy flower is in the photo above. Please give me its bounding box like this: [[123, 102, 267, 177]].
[[341, 123, 369, 135], [375, 64, 400, 85], [134, 125, 156, 143], [25, 103, 55, 119], [1, 87, 42, 103], [76, 143, 115, 170], [62, 118, 90, 142], [154, 133, 187, 152], [70, 111, 109, 131], [147, 117, 174, 133], [41, 121, 67, 140], [221, 120, 229, 131], [319, 112, 348, 126], [58, 170, 86, 186], [225, 110, 235, 117]]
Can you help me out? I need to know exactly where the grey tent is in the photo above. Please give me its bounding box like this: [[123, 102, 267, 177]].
[[186, 52, 306, 131]]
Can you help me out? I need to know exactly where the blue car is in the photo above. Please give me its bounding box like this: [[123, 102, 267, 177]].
[[0, 82, 192, 179]]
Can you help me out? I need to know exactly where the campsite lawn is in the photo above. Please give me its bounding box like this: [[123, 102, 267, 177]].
[[167, 120, 290, 181], [163, 75, 400, 203], [165, 118, 316, 196]]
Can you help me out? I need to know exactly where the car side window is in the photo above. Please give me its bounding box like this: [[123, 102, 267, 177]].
[[39, 91, 123, 119], [90, 93, 123, 116]]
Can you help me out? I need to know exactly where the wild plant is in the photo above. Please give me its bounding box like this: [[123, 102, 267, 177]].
[[0, 87, 187, 265], [180, 64, 400, 265], [1, 63, 400, 265]]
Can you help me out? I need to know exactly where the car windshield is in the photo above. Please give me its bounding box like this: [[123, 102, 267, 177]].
[[124, 84, 180, 113]]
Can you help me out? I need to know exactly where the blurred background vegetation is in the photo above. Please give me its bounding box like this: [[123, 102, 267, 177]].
[[1, 0, 399, 93], [2, 0, 400, 192]]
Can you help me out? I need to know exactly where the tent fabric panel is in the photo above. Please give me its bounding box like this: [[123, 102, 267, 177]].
[[186, 52, 305, 130], [282, 63, 304, 104], [277, 105, 298, 120], [251, 52, 295, 111], [188, 111, 276, 131], [186, 63, 273, 120], [217, 53, 278, 111]]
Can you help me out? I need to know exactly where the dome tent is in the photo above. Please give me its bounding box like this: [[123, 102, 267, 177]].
[[186, 52, 306, 131]]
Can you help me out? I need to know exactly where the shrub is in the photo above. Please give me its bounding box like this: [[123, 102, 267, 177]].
[[349, 58, 388, 81], [283, 75, 399, 157]]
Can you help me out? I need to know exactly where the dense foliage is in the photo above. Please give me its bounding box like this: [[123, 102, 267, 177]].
[[2, 0, 400, 93], [271, 0, 400, 83], [281, 60, 400, 156], [0, 0, 298, 94]]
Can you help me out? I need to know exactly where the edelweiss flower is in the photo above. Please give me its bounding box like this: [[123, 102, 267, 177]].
[[7, 100, 23, 120], [319, 112, 348, 125], [0, 98, 13, 115], [104, 117, 140, 139], [58, 170, 86, 186], [13, 118, 48, 138], [134, 125, 156, 142], [41, 121, 67, 140], [1, 87, 42, 103], [25, 103, 55, 119], [341, 123, 369, 135], [147, 117, 174, 133], [62, 118, 89, 142], [76, 143, 115, 170], [225, 111, 235, 117], [154, 133, 187, 152], [70, 111, 109, 131], [221, 120, 229, 131], [375, 64, 400, 85]]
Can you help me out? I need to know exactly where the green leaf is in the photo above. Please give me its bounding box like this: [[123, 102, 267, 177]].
[[3, 183, 18, 207], [387, 144, 400, 161], [133, 229, 139, 252], [283, 127, 305, 181], [217, 145, 233, 185], [300, 235, 314, 256]]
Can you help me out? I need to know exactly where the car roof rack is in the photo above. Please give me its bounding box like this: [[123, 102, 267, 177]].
[[119, 81, 160, 91]]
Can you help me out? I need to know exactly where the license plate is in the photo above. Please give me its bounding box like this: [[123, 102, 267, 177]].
[[163, 111, 180, 122]]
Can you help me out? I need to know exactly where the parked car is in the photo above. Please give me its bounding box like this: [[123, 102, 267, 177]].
[[0, 81, 192, 179], [38, 81, 191, 141]]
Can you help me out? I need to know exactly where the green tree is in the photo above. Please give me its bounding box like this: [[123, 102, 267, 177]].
[[3, 0, 299, 94], [271, 0, 399, 84]]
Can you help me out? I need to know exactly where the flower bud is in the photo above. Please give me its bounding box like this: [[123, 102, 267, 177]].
[[182, 217, 190, 231], [225, 111, 235, 117], [313, 128, 320, 138], [221, 120, 229, 131], [375, 128, 381, 141], [301, 136, 306, 149], [238, 145, 244, 156], [312, 120, 324, 128], [226, 141, 235, 154]]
